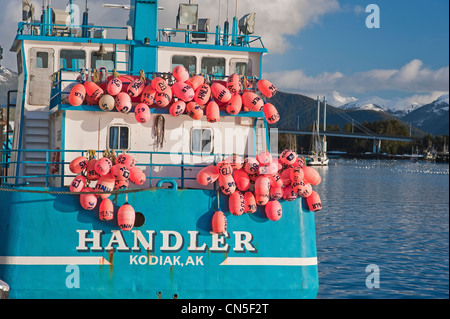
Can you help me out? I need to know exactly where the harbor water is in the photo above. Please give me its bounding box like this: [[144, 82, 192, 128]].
[[313, 159, 449, 299]]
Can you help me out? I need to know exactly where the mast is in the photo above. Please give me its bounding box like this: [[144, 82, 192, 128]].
[[323, 96, 327, 156]]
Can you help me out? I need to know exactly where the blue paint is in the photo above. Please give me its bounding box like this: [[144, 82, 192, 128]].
[[0, 187, 318, 299]]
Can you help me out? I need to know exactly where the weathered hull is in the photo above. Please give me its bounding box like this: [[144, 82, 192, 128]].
[[0, 186, 318, 299]]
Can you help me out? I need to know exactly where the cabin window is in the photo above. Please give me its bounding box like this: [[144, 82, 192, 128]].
[[36, 51, 49, 68], [230, 58, 252, 76], [172, 55, 196, 74], [191, 128, 213, 153], [91, 51, 115, 70], [108, 125, 130, 150], [201, 57, 225, 77], [60, 49, 85, 70]]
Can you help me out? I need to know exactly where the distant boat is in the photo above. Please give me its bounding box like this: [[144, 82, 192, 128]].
[[306, 121, 329, 166], [306, 97, 329, 166]]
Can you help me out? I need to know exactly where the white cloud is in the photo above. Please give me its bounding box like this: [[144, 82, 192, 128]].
[[263, 59, 450, 99], [158, 0, 340, 54]]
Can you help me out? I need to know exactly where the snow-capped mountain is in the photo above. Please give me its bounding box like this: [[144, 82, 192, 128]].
[[340, 96, 423, 117], [402, 93, 449, 136], [0, 65, 18, 107]]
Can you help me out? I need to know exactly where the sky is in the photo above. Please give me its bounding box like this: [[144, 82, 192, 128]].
[[0, 0, 448, 106]]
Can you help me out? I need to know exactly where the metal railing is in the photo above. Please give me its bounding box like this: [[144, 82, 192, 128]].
[[17, 22, 131, 40], [0, 148, 241, 189], [158, 28, 265, 49]]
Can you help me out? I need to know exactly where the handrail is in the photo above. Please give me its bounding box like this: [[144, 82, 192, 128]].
[[157, 28, 265, 49], [0, 148, 245, 189], [17, 22, 130, 40]]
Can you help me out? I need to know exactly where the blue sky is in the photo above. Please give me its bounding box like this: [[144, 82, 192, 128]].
[[0, 0, 448, 106], [261, 0, 449, 105]]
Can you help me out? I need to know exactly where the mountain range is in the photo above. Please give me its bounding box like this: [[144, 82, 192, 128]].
[[0, 65, 448, 135]]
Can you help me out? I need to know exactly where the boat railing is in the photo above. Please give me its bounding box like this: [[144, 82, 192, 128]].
[[17, 22, 131, 41], [157, 28, 265, 49], [16, 22, 264, 49], [0, 148, 240, 190], [49, 68, 261, 111]]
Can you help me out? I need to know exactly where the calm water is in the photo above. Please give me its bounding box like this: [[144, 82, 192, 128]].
[[313, 159, 449, 299]]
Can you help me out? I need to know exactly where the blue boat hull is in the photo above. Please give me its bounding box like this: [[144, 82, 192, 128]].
[[0, 187, 318, 299]]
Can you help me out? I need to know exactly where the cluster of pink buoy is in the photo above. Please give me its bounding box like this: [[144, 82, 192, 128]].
[[68, 66, 280, 125], [68, 153, 145, 231], [196, 150, 323, 234]]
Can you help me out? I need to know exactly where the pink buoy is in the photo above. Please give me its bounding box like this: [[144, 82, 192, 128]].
[[186, 102, 203, 120], [129, 167, 146, 185], [233, 169, 250, 191], [218, 174, 236, 195], [258, 162, 278, 176], [263, 103, 280, 124], [194, 84, 211, 105], [99, 198, 114, 221], [270, 186, 283, 200], [196, 166, 220, 186], [279, 168, 292, 186], [206, 101, 220, 123], [115, 153, 135, 168], [127, 79, 145, 98], [242, 91, 263, 111], [80, 187, 98, 210], [268, 173, 283, 188], [290, 166, 304, 184], [107, 78, 123, 96], [211, 83, 232, 103], [282, 185, 298, 201], [225, 94, 242, 115], [280, 149, 297, 165], [306, 191, 322, 212], [94, 173, 115, 199], [115, 92, 132, 113], [265, 200, 282, 221], [292, 157, 305, 168], [70, 175, 86, 192], [257, 79, 277, 98], [86, 158, 100, 181], [293, 181, 312, 198], [244, 191, 257, 214], [94, 157, 112, 176], [255, 176, 271, 206], [186, 75, 205, 91], [226, 74, 241, 94], [110, 164, 130, 181], [169, 100, 186, 117], [118, 203, 135, 231], [217, 161, 233, 176], [115, 179, 129, 190], [211, 211, 227, 234], [229, 191, 245, 216], [172, 82, 195, 102], [256, 151, 272, 166], [69, 156, 88, 174], [172, 65, 189, 83], [134, 103, 151, 123], [154, 90, 172, 107], [225, 154, 244, 171], [244, 157, 259, 175], [84, 81, 104, 100], [69, 84, 86, 106], [151, 77, 170, 94], [141, 85, 157, 105], [302, 166, 321, 185]]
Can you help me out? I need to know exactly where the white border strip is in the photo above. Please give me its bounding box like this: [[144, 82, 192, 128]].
[[220, 257, 318, 266], [0, 256, 111, 265]]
